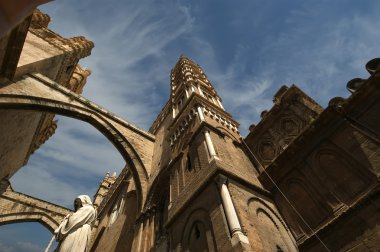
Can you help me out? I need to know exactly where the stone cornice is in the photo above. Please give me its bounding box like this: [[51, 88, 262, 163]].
[[168, 93, 239, 148], [31, 9, 51, 28]]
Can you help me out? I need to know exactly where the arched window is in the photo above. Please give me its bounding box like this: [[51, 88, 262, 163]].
[[108, 194, 125, 227], [188, 222, 208, 252], [186, 153, 192, 172], [276, 245, 284, 252], [181, 209, 217, 252]]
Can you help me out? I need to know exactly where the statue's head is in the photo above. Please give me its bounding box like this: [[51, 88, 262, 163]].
[[74, 198, 82, 211], [74, 195, 93, 211]]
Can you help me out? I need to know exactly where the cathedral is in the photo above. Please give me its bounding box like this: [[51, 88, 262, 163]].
[[0, 9, 380, 252]]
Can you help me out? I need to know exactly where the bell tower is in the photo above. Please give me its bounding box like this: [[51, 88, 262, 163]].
[[170, 55, 226, 117], [157, 55, 298, 251]]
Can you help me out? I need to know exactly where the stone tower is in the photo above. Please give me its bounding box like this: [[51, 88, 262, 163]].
[[140, 55, 298, 251]]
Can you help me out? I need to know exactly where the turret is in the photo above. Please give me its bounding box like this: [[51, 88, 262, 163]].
[[93, 172, 117, 208]]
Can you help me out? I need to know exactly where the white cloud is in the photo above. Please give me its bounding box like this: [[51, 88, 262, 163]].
[[15, 242, 44, 252], [73, 1, 194, 129], [0, 242, 13, 252]]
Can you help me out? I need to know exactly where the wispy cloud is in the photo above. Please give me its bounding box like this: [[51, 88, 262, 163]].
[[0, 242, 13, 252], [15, 242, 44, 252], [195, 1, 380, 135], [43, 0, 194, 129], [11, 116, 125, 207], [12, 0, 195, 207]]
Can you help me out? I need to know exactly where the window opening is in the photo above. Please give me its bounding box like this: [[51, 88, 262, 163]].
[[186, 153, 192, 172], [195, 224, 201, 239]]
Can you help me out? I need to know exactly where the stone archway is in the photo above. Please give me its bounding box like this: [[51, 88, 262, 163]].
[[0, 72, 155, 212], [0, 180, 72, 232]]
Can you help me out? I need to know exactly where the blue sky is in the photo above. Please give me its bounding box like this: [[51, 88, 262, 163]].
[[1, 0, 379, 250]]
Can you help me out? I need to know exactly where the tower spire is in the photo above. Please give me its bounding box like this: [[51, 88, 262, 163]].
[[170, 55, 225, 116], [167, 55, 240, 153]]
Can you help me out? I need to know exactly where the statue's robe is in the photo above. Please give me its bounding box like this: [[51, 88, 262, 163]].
[[55, 195, 96, 252]]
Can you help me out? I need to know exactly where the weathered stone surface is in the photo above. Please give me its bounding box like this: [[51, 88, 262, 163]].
[[0, 109, 41, 179]]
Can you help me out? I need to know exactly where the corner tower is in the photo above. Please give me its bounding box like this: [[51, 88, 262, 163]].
[[146, 56, 298, 252]]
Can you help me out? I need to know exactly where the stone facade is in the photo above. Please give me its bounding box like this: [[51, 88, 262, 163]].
[[1, 9, 380, 252]]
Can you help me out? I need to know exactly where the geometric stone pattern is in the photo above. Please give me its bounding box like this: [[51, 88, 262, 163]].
[[257, 72, 380, 251], [245, 85, 323, 168]]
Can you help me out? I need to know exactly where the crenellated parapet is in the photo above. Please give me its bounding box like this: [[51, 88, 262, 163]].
[[68, 64, 91, 94], [30, 9, 51, 28], [29, 10, 94, 59], [29, 28, 94, 59], [25, 10, 94, 86]]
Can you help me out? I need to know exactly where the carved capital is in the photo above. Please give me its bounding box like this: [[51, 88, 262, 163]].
[[215, 174, 227, 188]]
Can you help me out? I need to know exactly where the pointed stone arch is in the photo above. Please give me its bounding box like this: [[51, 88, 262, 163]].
[[181, 208, 217, 252], [247, 197, 298, 252], [0, 73, 155, 212], [310, 144, 374, 204], [0, 180, 72, 232]]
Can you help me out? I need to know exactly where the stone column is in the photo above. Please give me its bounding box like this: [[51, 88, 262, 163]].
[[198, 85, 204, 96], [143, 215, 150, 252], [215, 175, 250, 246], [211, 97, 217, 105], [150, 210, 156, 249], [135, 220, 144, 252], [191, 85, 196, 93], [204, 130, 217, 157], [197, 106, 205, 122], [217, 98, 225, 109]]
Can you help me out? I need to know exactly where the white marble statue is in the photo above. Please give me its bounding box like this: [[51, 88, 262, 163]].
[[54, 195, 97, 252]]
